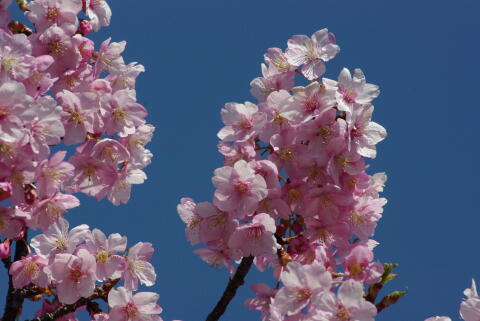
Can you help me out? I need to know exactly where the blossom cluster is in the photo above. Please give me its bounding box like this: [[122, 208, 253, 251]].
[[179, 28, 389, 320], [0, 0, 162, 320], [12, 218, 161, 320]]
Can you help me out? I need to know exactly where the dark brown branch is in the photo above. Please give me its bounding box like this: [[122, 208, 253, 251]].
[[26, 278, 120, 321], [2, 229, 29, 321], [205, 256, 254, 321]]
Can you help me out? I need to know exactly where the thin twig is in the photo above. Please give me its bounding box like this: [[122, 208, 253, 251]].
[[26, 279, 120, 321], [205, 256, 254, 321]]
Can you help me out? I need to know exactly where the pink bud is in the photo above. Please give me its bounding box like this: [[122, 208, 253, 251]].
[[0, 182, 11, 202], [0, 240, 11, 259], [80, 20, 93, 35]]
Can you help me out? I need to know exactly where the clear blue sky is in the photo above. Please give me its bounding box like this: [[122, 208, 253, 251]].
[[2, 0, 479, 320]]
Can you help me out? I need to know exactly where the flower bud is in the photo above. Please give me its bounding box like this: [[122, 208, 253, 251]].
[[0, 240, 11, 259], [80, 20, 93, 35], [0, 182, 11, 202]]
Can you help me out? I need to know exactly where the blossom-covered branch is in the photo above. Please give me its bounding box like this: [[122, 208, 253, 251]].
[[178, 28, 395, 321], [0, 0, 163, 320]]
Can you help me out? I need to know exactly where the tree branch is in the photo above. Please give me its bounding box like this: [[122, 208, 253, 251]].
[[2, 229, 29, 321], [26, 278, 120, 321], [205, 256, 254, 321]]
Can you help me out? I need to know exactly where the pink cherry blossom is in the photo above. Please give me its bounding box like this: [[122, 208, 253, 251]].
[[95, 38, 125, 75], [257, 90, 294, 142], [0, 81, 31, 143], [36, 150, 74, 196], [84, 0, 112, 32], [123, 242, 156, 291], [50, 248, 97, 304], [228, 213, 277, 257], [107, 167, 147, 206], [0, 29, 36, 81], [57, 90, 99, 145], [119, 124, 154, 168], [349, 104, 386, 159], [30, 217, 90, 260], [311, 279, 377, 321], [217, 101, 266, 142], [20, 96, 65, 158], [250, 63, 295, 102], [9, 254, 49, 288], [26, 0, 82, 33], [324, 68, 379, 111], [67, 149, 115, 200], [31, 24, 82, 75], [100, 89, 147, 136], [86, 228, 127, 280], [28, 193, 80, 231], [91, 138, 130, 166], [342, 244, 383, 284], [283, 82, 336, 124], [212, 160, 268, 219], [108, 287, 163, 321], [285, 29, 339, 80], [265, 48, 292, 73], [270, 261, 332, 316]]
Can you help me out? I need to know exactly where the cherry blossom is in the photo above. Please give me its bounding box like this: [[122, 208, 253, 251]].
[[108, 287, 163, 321], [50, 248, 97, 304], [285, 29, 339, 80], [212, 160, 268, 218]]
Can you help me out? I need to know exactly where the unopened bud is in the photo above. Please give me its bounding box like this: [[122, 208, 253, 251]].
[[80, 20, 93, 35], [376, 291, 407, 312], [0, 182, 11, 201], [0, 239, 11, 259]]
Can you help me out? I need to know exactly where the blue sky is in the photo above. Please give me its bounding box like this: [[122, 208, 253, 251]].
[[2, 0, 480, 320]]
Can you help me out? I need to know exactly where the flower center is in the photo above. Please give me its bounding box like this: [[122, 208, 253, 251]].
[[287, 188, 301, 203], [69, 267, 83, 282], [336, 305, 350, 321], [296, 288, 311, 302], [45, 7, 58, 22], [237, 120, 252, 130], [96, 251, 110, 263], [112, 108, 127, 121], [305, 96, 320, 114], [278, 148, 295, 161], [342, 90, 355, 104], [124, 302, 138, 319], [234, 181, 249, 194], [1, 56, 16, 72], [24, 260, 40, 278], [70, 111, 84, 123], [55, 238, 68, 251], [48, 41, 66, 56], [43, 201, 63, 222]]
